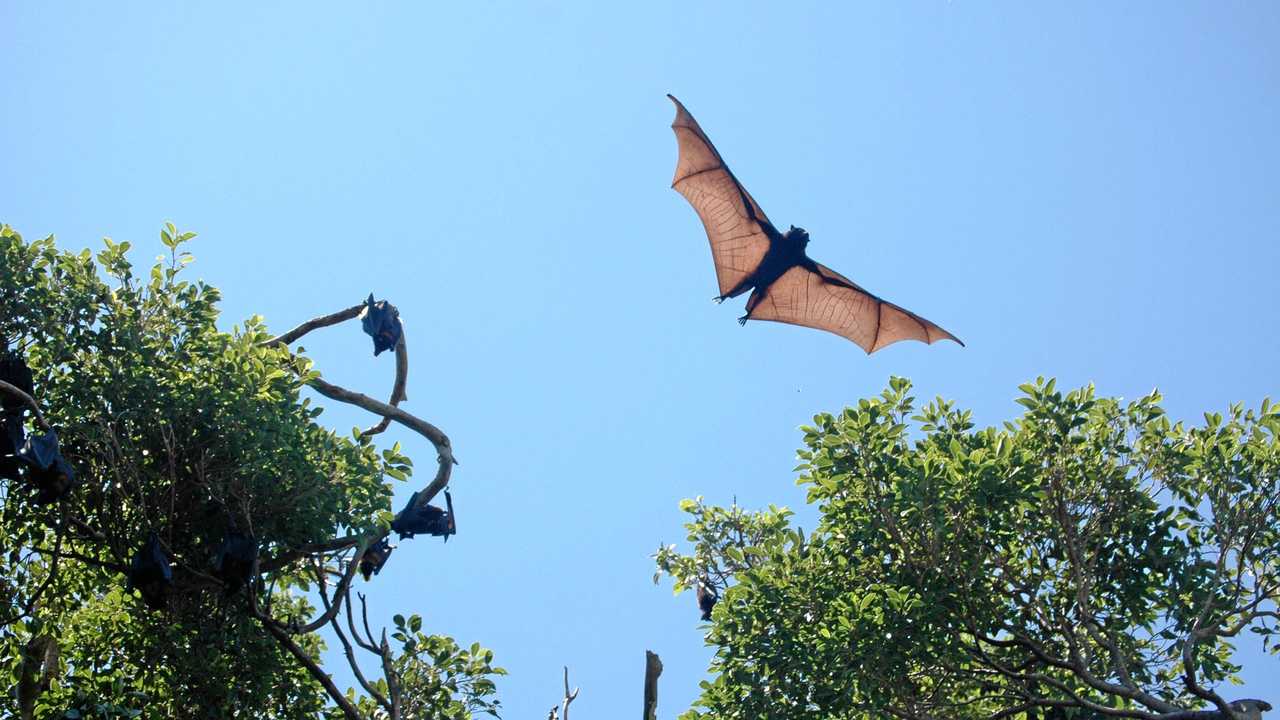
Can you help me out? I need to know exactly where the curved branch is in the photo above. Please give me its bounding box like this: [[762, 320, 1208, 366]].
[[362, 337, 409, 438], [308, 376, 454, 503], [263, 304, 364, 348], [319, 565, 391, 712], [259, 534, 361, 574], [288, 545, 366, 635], [0, 380, 50, 431], [247, 572, 364, 720]]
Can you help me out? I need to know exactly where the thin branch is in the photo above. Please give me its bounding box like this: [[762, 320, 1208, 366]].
[[0, 380, 50, 431], [379, 628, 402, 720], [259, 534, 361, 573], [262, 304, 364, 348], [362, 336, 408, 438], [346, 591, 381, 654], [287, 545, 366, 635], [308, 376, 454, 507], [260, 614, 363, 720], [561, 666, 580, 720], [319, 566, 390, 712]]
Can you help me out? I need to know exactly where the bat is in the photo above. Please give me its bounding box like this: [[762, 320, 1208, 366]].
[[1, 347, 35, 481], [696, 578, 719, 621], [360, 293, 403, 356], [0, 348, 34, 412], [127, 532, 173, 610], [390, 489, 456, 541], [212, 530, 257, 594], [16, 429, 77, 505], [667, 95, 963, 353], [360, 538, 394, 581], [1, 415, 23, 482]]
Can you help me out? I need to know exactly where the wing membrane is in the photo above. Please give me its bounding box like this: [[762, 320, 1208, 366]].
[[668, 95, 775, 297], [747, 264, 963, 353]]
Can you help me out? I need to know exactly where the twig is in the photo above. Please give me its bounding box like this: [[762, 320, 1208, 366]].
[[318, 564, 391, 712], [560, 666, 580, 720]]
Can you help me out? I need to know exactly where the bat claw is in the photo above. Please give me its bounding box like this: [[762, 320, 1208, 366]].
[[737, 316, 748, 326], [712, 296, 724, 305]]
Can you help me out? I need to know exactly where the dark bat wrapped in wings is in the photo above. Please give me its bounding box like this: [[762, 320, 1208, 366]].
[[667, 95, 962, 353]]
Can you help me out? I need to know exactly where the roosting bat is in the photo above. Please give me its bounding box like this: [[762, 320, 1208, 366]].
[[696, 578, 718, 622], [391, 489, 456, 541], [667, 95, 962, 353], [16, 430, 77, 505], [361, 294, 403, 356], [360, 538, 394, 581], [212, 530, 257, 594], [0, 350, 34, 412], [1, 415, 23, 482], [127, 532, 173, 610]]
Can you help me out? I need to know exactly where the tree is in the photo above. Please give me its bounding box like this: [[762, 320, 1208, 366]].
[[656, 377, 1279, 719], [0, 225, 503, 719]]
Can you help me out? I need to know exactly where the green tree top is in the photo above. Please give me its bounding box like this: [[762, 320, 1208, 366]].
[[657, 377, 1279, 720], [0, 225, 502, 719]]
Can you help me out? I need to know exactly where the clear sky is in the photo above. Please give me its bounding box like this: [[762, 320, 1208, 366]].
[[3, 1, 1278, 716]]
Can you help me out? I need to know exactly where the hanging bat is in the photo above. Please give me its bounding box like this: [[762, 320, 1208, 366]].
[[1, 415, 23, 482], [390, 489, 456, 541], [127, 532, 172, 610], [212, 530, 257, 594], [1, 347, 35, 481], [667, 95, 962, 353], [360, 293, 403, 356], [0, 348, 34, 412], [696, 577, 719, 621], [360, 538, 394, 581], [16, 429, 77, 505]]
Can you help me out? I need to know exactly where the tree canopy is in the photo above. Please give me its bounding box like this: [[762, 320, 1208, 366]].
[[656, 377, 1279, 719], [0, 225, 502, 719]]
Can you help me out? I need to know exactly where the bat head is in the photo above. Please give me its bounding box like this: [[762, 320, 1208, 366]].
[[786, 225, 810, 247]]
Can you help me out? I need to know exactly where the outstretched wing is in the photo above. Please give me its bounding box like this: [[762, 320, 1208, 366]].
[[746, 263, 963, 353], [668, 95, 777, 297]]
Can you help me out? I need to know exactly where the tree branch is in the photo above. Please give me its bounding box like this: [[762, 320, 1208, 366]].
[[0, 379, 50, 431]]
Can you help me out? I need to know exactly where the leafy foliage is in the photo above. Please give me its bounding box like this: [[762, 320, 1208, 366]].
[[657, 377, 1279, 719], [0, 225, 502, 718]]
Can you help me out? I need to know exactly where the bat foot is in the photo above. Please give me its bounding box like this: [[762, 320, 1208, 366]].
[[737, 315, 748, 326]]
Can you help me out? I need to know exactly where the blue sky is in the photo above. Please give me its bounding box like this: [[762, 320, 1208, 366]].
[[3, 1, 1278, 715]]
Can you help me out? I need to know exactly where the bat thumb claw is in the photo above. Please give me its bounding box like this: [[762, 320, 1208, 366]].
[[712, 296, 724, 305]]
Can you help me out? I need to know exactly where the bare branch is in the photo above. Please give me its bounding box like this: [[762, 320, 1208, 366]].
[[644, 650, 663, 720], [262, 304, 364, 348], [318, 564, 390, 712], [362, 336, 409, 438], [561, 666, 580, 720], [258, 614, 363, 720]]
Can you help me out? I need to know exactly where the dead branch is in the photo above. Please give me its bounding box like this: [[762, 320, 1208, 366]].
[[262, 304, 364, 347], [644, 650, 663, 720]]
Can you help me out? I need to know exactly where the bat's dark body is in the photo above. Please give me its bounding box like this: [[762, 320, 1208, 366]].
[[213, 531, 257, 594], [391, 490, 456, 541], [696, 580, 718, 622], [128, 533, 172, 610], [667, 94, 962, 353]]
